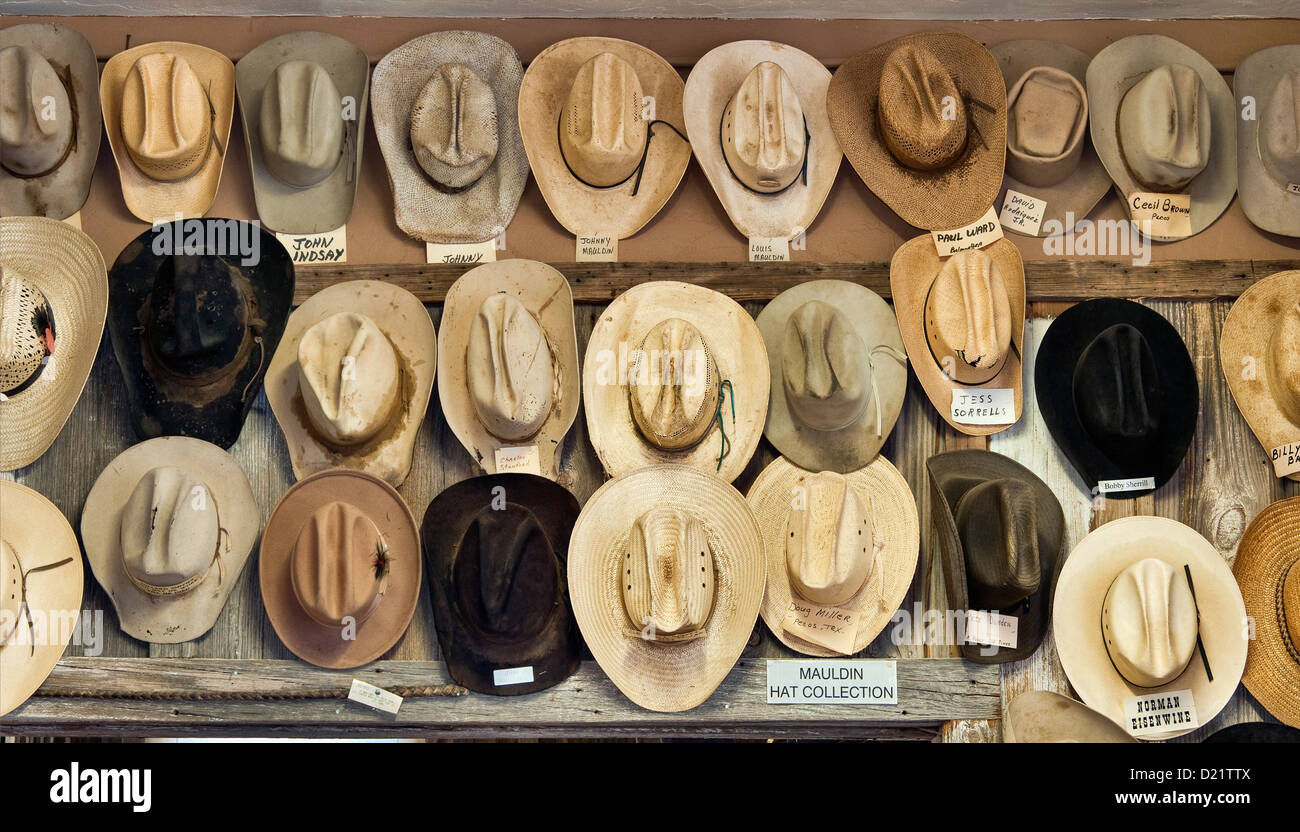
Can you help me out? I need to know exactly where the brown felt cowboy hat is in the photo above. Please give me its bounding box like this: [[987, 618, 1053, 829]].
[[1004, 691, 1136, 743], [1236, 46, 1300, 237]]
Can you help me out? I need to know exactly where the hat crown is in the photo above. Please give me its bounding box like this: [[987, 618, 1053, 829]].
[[624, 507, 715, 640], [1006, 66, 1088, 188], [0, 270, 53, 396], [297, 312, 400, 447], [0, 45, 73, 177], [1074, 323, 1162, 459], [258, 59, 343, 189], [1261, 68, 1300, 187], [454, 504, 557, 641], [924, 248, 1011, 385], [785, 471, 874, 606], [0, 538, 20, 642], [146, 255, 250, 381], [954, 478, 1042, 610], [877, 44, 968, 171], [781, 299, 870, 432], [560, 51, 647, 187], [120, 52, 212, 182], [1267, 303, 1300, 425], [410, 63, 499, 190], [466, 293, 555, 442], [1102, 557, 1197, 687], [721, 60, 806, 193], [1117, 64, 1211, 192], [291, 500, 387, 628], [119, 466, 218, 590], [628, 317, 722, 451]]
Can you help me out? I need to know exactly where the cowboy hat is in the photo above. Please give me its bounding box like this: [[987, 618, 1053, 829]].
[[1202, 723, 1300, 743], [1236, 46, 1300, 237], [235, 32, 369, 235], [423, 474, 583, 696], [1036, 299, 1198, 497], [568, 464, 764, 712], [81, 437, 259, 644], [520, 37, 691, 241], [438, 261, 579, 480], [746, 456, 918, 657], [266, 280, 435, 488], [100, 41, 235, 222], [1054, 516, 1248, 740], [0, 23, 101, 220], [372, 31, 527, 244], [582, 281, 770, 483], [890, 236, 1025, 435], [828, 32, 1007, 231], [684, 40, 842, 240], [0, 217, 106, 471], [1086, 35, 1236, 241], [260, 468, 421, 669], [1003, 691, 1136, 743]]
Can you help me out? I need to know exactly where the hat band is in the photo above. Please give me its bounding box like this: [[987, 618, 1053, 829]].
[[556, 117, 688, 197], [122, 524, 230, 598], [718, 115, 811, 197], [0, 62, 78, 180], [1276, 559, 1300, 666], [0, 539, 74, 659]]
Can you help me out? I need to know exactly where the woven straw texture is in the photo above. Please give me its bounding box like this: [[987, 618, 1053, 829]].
[[1233, 496, 1300, 728]]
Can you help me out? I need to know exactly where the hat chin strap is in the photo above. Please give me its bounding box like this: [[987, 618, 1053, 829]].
[[865, 344, 908, 439], [0, 539, 74, 658], [123, 522, 230, 598], [557, 116, 688, 196]]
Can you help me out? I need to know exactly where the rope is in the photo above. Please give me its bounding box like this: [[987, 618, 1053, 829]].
[[715, 379, 734, 471], [35, 684, 469, 701]]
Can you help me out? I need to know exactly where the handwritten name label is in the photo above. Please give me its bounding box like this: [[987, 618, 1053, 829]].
[[932, 206, 1004, 256], [781, 599, 859, 655], [62, 212, 82, 230], [1096, 476, 1157, 494], [1271, 442, 1300, 477], [576, 232, 617, 262], [1289, 183, 1300, 195], [426, 239, 497, 265], [999, 189, 1046, 236], [494, 445, 541, 475], [493, 666, 535, 687], [1129, 192, 1192, 238], [276, 226, 348, 264], [950, 387, 1015, 425], [348, 679, 402, 714], [965, 610, 1018, 649], [766, 659, 898, 705], [1123, 689, 1199, 737], [748, 236, 791, 262]]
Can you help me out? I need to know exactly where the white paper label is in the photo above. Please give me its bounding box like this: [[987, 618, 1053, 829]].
[[426, 239, 497, 265], [766, 660, 898, 705], [932, 206, 1004, 256], [1122, 689, 1199, 737], [347, 679, 402, 714], [1288, 183, 1300, 195], [276, 226, 348, 264], [780, 599, 858, 655], [494, 445, 541, 475], [964, 610, 1018, 649], [748, 236, 791, 262], [1096, 476, 1156, 493], [950, 387, 1015, 425], [1270, 442, 1300, 477], [576, 233, 617, 261], [62, 211, 82, 230], [1129, 192, 1192, 238], [493, 666, 535, 686], [999, 189, 1046, 236]]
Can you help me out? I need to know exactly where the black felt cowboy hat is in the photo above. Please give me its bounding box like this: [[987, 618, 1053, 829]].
[[1035, 298, 1198, 498], [107, 220, 293, 448], [422, 474, 583, 696], [1202, 723, 1300, 743], [927, 449, 1065, 664]]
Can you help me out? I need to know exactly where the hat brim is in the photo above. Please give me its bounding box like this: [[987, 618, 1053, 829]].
[[1236, 47, 1300, 237], [1004, 691, 1136, 743]]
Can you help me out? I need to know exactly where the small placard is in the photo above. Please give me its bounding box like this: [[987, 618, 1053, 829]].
[[1129, 192, 1192, 238], [426, 239, 496, 265], [494, 445, 541, 475], [950, 387, 1015, 425], [748, 236, 791, 262], [347, 679, 402, 714], [1096, 476, 1157, 493], [780, 599, 859, 655], [276, 226, 348, 264], [1122, 689, 1199, 737], [767, 659, 898, 705], [932, 206, 1004, 256], [576, 233, 617, 262], [964, 610, 1018, 649], [1288, 183, 1300, 195], [1271, 443, 1300, 477], [493, 666, 535, 687], [999, 189, 1046, 236], [62, 212, 82, 230]]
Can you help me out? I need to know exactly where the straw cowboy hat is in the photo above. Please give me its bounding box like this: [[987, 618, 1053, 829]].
[[372, 31, 527, 244], [890, 237, 1025, 435], [568, 464, 764, 712], [756, 280, 907, 473], [0, 481, 83, 718], [260, 468, 421, 669], [828, 32, 1007, 231], [0, 23, 101, 220], [1003, 691, 1136, 743], [266, 280, 436, 489], [1054, 516, 1248, 740], [990, 40, 1111, 237], [0, 217, 106, 471], [520, 37, 691, 241], [101, 41, 235, 222], [235, 32, 370, 235], [684, 40, 842, 240], [1236, 46, 1300, 237], [81, 437, 260, 644], [746, 456, 918, 657], [438, 261, 579, 480], [1086, 35, 1236, 241], [582, 281, 770, 483]]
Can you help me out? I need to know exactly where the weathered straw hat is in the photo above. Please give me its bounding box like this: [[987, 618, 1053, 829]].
[[828, 32, 1007, 231], [568, 464, 764, 712], [582, 281, 770, 483], [1236, 46, 1300, 237], [100, 41, 235, 222], [81, 437, 259, 644], [684, 40, 842, 240], [1003, 691, 1137, 743], [266, 280, 436, 488], [0, 24, 101, 220], [746, 456, 918, 657], [438, 261, 579, 480], [372, 31, 527, 244], [235, 32, 369, 235], [1054, 516, 1248, 740], [890, 237, 1025, 435]]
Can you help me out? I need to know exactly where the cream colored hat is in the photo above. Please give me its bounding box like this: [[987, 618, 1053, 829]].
[[1004, 691, 1137, 743], [1236, 45, 1300, 237]]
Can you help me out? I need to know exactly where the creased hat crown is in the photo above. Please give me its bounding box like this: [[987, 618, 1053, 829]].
[[119, 466, 218, 592], [411, 63, 499, 190], [259, 59, 344, 188], [454, 504, 557, 641], [623, 506, 715, 641], [785, 471, 874, 606], [1102, 557, 1197, 687], [466, 294, 555, 442], [0, 45, 73, 177], [0, 271, 53, 396], [1074, 323, 1162, 460], [1262, 68, 1300, 192], [1117, 64, 1211, 192], [781, 299, 869, 432], [628, 317, 722, 451], [721, 61, 805, 193], [924, 248, 1011, 385], [1006, 66, 1088, 187], [954, 478, 1042, 611], [877, 44, 968, 171], [297, 312, 400, 448], [120, 52, 212, 182], [291, 500, 388, 628], [1268, 302, 1300, 425], [560, 51, 647, 188]]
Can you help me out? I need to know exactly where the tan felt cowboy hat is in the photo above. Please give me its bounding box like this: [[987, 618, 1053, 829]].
[[828, 32, 1007, 232], [582, 281, 770, 484], [439, 260, 579, 480], [890, 236, 1025, 435], [0, 481, 83, 718], [756, 280, 907, 473], [372, 31, 527, 244], [81, 437, 260, 644], [0, 23, 101, 220], [1236, 46, 1300, 237], [746, 456, 918, 657], [0, 217, 107, 472], [266, 280, 436, 489], [1086, 35, 1236, 242], [520, 37, 691, 241], [568, 464, 765, 712], [1053, 516, 1248, 740], [1004, 691, 1136, 743], [235, 32, 369, 235], [101, 41, 235, 222], [260, 468, 421, 669]]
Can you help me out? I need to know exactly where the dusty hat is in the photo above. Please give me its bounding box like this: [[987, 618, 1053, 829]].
[[372, 31, 527, 244], [890, 237, 1025, 435], [1202, 723, 1300, 743], [260, 468, 421, 669], [568, 464, 764, 712], [0, 24, 101, 220], [1003, 691, 1136, 743], [1236, 46, 1300, 237], [1054, 516, 1247, 740], [828, 32, 1007, 231], [81, 437, 259, 644], [235, 32, 369, 235], [101, 41, 235, 222], [746, 456, 918, 657], [423, 474, 582, 696], [756, 280, 907, 473], [520, 37, 691, 241], [106, 220, 293, 449], [684, 41, 842, 240], [266, 280, 435, 488], [582, 281, 770, 483], [0, 217, 107, 471], [1036, 299, 1198, 498], [438, 261, 579, 480], [0, 481, 83, 718]]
